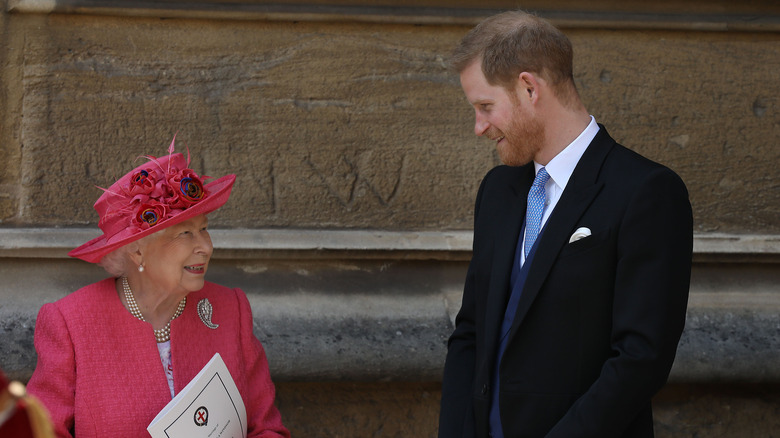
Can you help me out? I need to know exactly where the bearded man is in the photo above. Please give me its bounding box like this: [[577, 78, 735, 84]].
[[438, 10, 693, 438]]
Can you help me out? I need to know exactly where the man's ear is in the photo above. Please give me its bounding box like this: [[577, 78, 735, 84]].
[[517, 72, 539, 103]]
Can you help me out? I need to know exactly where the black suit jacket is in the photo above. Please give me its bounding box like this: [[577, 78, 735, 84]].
[[439, 126, 693, 438]]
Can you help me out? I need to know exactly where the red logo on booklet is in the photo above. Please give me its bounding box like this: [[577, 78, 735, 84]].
[[194, 406, 209, 427]]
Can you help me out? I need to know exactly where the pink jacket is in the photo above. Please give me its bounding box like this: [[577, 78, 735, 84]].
[[27, 278, 290, 438]]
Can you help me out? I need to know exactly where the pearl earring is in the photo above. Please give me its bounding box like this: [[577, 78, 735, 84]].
[[138, 264, 144, 273]]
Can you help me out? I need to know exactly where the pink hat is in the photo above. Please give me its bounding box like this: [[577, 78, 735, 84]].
[[69, 137, 235, 263]]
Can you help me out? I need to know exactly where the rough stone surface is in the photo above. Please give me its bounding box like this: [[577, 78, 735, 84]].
[[6, 14, 485, 230], [673, 301, 780, 383], [275, 382, 442, 438], [274, 382, 780, 438], [0, 12, 778, 233], [3, 255, 779, 384], [572, 30, 780, 234], [654, 384, 780, 438]]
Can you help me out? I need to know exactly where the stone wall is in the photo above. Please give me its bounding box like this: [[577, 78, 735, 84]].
[[1, 1, 779, 436]]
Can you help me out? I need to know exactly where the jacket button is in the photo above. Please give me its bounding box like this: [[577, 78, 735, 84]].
[[481, 384, 488, 394]]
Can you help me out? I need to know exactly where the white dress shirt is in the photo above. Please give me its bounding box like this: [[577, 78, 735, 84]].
[[520, 115, 600, 266]]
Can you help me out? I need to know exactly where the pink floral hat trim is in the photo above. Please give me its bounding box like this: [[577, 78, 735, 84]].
[[69, 136, 235, 263]]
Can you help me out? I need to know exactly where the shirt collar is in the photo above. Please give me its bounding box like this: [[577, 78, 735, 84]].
[[534, 115, 600, 191]]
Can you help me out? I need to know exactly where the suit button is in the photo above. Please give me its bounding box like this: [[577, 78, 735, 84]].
[[481, 384, 488, 394]]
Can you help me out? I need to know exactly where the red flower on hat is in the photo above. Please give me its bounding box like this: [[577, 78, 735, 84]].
[[133, 201, 170, 230], [127, 169, 156, 201], [118, 160, 209, 232], [165, 168, 208, 209]]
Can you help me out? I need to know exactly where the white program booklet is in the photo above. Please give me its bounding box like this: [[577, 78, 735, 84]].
[[147, 353, 247, 438]]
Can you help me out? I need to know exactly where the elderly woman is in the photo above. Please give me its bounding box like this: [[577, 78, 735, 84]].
[[27, 139, 290, 438]]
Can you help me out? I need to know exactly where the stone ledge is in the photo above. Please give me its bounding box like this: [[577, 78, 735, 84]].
[[7, 0, 780, 31], [0, 251, 778, 383], [671, 293, 780, 383], [2, 289, 779, 383], [693, 233, 780, 263], [1, 228, 779, 262]]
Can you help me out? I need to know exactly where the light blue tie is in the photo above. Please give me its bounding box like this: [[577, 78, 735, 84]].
[[524, 167, 550, 259]]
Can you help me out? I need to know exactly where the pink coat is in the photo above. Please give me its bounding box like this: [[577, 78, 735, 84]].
[[27, 278, 290, 438]]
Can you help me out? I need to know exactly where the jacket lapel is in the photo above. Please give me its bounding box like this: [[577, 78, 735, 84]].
[[505, 127, 616, 342], [482, 165, 534, 357]]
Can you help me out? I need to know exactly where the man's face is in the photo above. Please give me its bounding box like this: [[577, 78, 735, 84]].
[[460, 61, 544, 166]]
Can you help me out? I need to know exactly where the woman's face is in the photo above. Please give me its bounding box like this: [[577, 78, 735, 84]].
[[138, 214, 213, 297]]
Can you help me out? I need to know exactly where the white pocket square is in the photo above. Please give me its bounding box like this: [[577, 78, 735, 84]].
[[569, 227, 591, 243]]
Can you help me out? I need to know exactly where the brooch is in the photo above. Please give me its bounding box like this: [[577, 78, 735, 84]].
[[197, 298, 219, 329]]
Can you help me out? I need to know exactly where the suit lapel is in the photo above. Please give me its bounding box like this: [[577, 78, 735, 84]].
[[505, 127, 616, 342], [482, 165, 534, 357]]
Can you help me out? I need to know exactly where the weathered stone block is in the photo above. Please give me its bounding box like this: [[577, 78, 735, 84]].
[[570, 29, 780, 233], [12, 15, 488, 230], [0, 194, 17, 221], [4, 15, 778, 232], [275, 381, 441, 438], [654, 383, 780, 438]]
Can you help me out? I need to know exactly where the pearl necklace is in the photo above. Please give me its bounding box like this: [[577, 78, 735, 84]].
[[121, 277, 186, 343]]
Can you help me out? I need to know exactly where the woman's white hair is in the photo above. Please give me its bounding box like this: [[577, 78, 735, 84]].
[[97, 234, 158, 277], [97, 245, 132, 277]]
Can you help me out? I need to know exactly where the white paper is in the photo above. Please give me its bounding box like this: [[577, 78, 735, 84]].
[[148, 353, 247, 438]]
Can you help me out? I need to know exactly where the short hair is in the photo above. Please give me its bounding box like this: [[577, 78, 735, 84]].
[[97, 233, 158, 277], [98, 245, 133, 277], [450, 10, 577, 103]]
